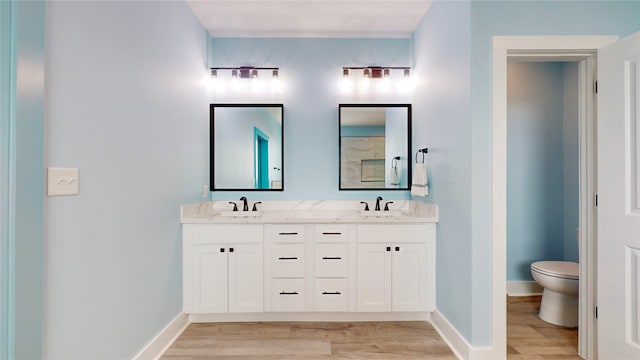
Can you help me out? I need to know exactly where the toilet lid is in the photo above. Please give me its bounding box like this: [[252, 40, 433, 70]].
[[531, 261, 579, 280]]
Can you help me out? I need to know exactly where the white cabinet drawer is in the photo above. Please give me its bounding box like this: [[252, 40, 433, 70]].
[[187, 224, 263, 244], [315, 224, 348, 243], [315, 279, 348, 312], [315, 243, 348, 278], [271, 243, 305, 278], [357, 224, 426, 244], [271, 224, 306, 243], [271, 279, 305, 312]]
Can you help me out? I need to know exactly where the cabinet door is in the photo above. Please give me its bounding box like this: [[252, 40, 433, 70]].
[[193, 244, 228, 313], [228, 243, 263, 313], [357, 243, 391, 312], [392, 243, 427, 311]]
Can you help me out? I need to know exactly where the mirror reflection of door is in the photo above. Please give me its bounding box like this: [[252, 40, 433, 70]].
[[254, 127, 269, 189], [210, 104, 283, 191]]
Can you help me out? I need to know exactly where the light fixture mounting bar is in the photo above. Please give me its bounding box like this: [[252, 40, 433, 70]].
[[342, 66, 411, 79], [210, 66, 280, 79]]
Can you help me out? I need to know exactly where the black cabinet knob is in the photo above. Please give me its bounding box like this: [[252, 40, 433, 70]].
[[229, 247, 234, 253], [395, 246, 400, 252], [386, 246, 391, 252], [220, 248, 225, 253]]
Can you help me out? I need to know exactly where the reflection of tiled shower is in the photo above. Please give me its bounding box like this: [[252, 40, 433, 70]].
[[341, 137, 385, 188]]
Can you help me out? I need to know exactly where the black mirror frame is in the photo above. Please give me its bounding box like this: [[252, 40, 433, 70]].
[[338, 103, 412, 191], [210, 103, 284, 191]]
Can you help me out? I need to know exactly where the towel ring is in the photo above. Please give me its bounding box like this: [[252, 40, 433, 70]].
[[392, 156, 400, 168], [415, 148, 428, 164]]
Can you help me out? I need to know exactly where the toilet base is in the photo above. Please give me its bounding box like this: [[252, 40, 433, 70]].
[[538, 288, 578, 327]]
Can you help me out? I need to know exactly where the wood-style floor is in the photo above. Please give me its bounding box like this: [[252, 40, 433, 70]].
[[162, 296, 579, 359], [507, 295, 580, 359], [161, 321, 456, 359]]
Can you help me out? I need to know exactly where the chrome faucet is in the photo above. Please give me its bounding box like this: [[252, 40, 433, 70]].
[[375, 196, 383, 211], [240, 196, 249, 211]]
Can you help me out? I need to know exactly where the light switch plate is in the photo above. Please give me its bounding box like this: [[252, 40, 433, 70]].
[[48, 167, 79, 196]]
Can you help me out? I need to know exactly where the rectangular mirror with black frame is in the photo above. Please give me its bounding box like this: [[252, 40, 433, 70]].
[[339, 104, 411, 190], [210, 104, 284, 191]]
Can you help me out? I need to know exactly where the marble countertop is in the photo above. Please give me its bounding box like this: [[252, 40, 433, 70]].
[[181, 200, 438, 224]]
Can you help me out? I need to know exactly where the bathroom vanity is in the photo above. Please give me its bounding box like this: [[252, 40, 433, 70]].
[[180, 200, 437, 322]]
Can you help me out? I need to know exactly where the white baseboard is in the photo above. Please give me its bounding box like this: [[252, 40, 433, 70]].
[[133, 311, 190, 360], [507, 281, 543, 296], [431, 309, 502, 360], [190, 311, 431, 323]]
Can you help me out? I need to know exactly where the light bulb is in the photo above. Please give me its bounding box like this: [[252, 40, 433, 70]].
[[271, 77, 281, 93]]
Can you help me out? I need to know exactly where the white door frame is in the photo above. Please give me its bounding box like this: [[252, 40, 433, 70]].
[[492, 36, 617, 359]]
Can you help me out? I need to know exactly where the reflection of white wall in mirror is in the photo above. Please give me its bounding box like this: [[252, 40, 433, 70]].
[[214, 107, 282, 189], [385, 107, 409, 188]]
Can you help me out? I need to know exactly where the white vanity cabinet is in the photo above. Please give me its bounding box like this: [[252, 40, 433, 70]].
[[180, 201, 438, 321], [357, 224, 435, 312], [313, 224, 352, 312], [265, 224, 307, 312], [183, 224, 264, 314]]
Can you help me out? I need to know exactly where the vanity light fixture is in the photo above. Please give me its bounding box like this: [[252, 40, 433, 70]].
[[211, 66, 279, 79], [210, 66, 282, 93], [341, 66, 412, 93]]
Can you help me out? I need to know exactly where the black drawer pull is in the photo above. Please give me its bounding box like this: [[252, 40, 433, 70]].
[[279, 291, 298, 295], [322, 291, 342, 295], [395, 246, 400, 252], [386, 246, 391, 252], [278, 257, 298, 260], [322, 256, 342, 260], [278, 232, 299, 235], [322, 232, 342, 235], [220, 248, 225, 253], [229, 247, 234, 253]]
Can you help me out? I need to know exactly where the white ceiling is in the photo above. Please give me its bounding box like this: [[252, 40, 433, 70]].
[[186, 0, 433, 38]]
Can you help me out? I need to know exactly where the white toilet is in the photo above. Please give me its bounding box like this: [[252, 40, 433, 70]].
[[530, 261, 579, 327]]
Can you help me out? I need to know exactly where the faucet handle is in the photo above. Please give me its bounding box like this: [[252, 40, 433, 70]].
[[384, 201, 394, 211], [360, 201, 369, 211], [228, 202, 238, 211], [252, 201, 262, 212]]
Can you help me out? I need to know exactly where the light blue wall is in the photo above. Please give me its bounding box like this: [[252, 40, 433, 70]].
[[412, 0, 474, 343], [385, 107, 409, 188], [0, 2, 11, 356], [44, 1, 209, 358], [341, 126, 385, 137], [468, 0, 640, 346], [563, 62, 580, 263], [507, 62, 565, 281], [0, 0, 45, 358], [208, 38, 412, 201]]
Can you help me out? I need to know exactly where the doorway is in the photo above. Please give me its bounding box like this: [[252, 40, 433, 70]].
[[506, 60, 581, 356], [254, 127, 270, 189], [492, 36, 618, 360]]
